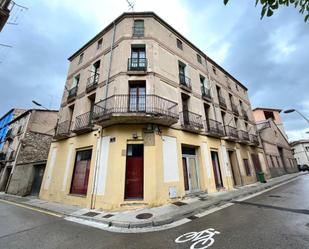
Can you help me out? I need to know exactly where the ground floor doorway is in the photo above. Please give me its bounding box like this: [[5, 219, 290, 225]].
[[228, 150, 242, 186], [31, 164, 46, 196], [182, 146, 200, 193], [124, 144, 144, 199], [211, 151, 223, 188]]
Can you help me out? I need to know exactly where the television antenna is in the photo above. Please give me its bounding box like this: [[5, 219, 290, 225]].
[[126, 0, 135, 11]]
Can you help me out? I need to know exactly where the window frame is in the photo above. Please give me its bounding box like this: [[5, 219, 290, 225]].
[[97, 38, 103, 50], [197, 54, 202, 64], [78, 53, 84, 65], [176, 38, 183, 50]]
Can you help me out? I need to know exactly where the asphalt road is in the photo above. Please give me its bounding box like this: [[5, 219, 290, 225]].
[[0, 174, 309, 249]]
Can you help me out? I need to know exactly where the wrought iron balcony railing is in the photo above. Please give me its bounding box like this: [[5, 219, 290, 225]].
[[54, 120, 71, 139], [179, 73, 192, 90], [132, 26, 144, 37], [224, 125, 238, 139], [180, 111, 203, 129], [67, 86, 78, 101], [231, 103, 239, 115], [205, 119, 225, 137], [250, 134, 259, 145], [202, 88, 212, 101], [218, 95, 227, 108], [93, 94, 179, 126], [86, 73, 99, 92], [127, 58, 147, 71], [239, 130, 250, 142], [241, 109, 249, 121], [73, 112, 93, 133]]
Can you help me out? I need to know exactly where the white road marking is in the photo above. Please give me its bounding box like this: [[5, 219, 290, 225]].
[[175, 228, 220, 249]]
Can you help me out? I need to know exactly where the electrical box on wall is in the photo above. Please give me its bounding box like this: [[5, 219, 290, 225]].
[[168, 186, 177, 199]]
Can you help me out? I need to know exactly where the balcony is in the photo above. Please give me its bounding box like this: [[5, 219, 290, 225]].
[[86, 74, 99, 93], [180, 111, 203, 132], [241, 109, 249, 121], [231, 103, 239, 116], [202, 88, 212, 102], [179, 73, 192, 92], [224, 125, 238, 140], [250, 134, 259, 146], [6, 150, 15, 161], [218, 96, 227, 109], [54, 120, 71, 139], [238, 130, 250, 144], [127, 58, 147, 74], [5, 128, 13, 140], [0, 152, 6, 161], [205, 119, 225, 137], [93, 94, 179, 127], [132, 26, 144, 37], [73, 112, 93, 134], [67, 86, 78, 102]]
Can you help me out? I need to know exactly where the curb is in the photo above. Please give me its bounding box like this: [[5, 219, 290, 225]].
[[0, 173, 305, 230]]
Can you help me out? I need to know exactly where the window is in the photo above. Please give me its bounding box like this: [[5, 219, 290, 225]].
[[97, 38, 103, 49], [176, 38, 183, 50], [68, 75, 79, 98], [78, 53, 84, 64], [305, 146, 309, 152], [72, 74, 80, 89], [235, 84, 239, 91], [264, 111, 275, 120], [243, 159, 251, 176], [70, 149, 92, 195], [129, 44, 146, 70], [133, 20, 144, 37], [212, 66, 217, 75], [197, 54, 202, 64], [200, 75, 209, 97]]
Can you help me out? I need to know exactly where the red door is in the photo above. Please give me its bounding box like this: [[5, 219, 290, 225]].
[[124, 144, 144, 199]]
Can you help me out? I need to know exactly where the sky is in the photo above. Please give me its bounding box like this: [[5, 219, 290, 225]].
[[0, 0, 308, 141]]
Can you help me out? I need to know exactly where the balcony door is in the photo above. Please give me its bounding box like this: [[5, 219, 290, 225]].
[[129, 83, 146, 112], [131, 45, 146, 69]]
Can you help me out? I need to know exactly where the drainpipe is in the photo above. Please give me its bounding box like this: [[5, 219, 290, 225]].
[[104, 21, 116, 104], [91, 22, 116, 209], [5, 111, 32, 192]]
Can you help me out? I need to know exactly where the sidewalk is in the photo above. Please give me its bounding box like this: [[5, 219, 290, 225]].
[[0, 172, 306, 231]]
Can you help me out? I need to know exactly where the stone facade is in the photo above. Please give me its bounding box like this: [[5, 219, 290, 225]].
[[257, 119, 297, 177], [0, 109, 58, 196]]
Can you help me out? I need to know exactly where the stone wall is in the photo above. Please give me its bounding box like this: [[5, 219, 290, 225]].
[[17, 131, 52, 165]]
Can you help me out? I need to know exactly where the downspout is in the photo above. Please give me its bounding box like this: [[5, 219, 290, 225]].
[[5, 111, 32, 192], [91, 22, 116, 209]]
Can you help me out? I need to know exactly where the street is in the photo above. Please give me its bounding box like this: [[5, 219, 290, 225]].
[[0, 174, 308, 249]]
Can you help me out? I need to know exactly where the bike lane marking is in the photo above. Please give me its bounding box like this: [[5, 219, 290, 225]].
[[175, 228, 220, 249]]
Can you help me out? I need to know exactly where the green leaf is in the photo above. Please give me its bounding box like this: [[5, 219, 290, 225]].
[[261, 4, 268, 18], [224, 0, 229, 5], [267, 7, 274, 16], [305, 14, 309, 22]]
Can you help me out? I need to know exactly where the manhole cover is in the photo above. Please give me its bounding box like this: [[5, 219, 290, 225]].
[[136, 213, 153, 219], [173, 201, 187, 206], [83, 211, 100, 217], [187, 215, 198, 220], [102, 214, 114, 218]]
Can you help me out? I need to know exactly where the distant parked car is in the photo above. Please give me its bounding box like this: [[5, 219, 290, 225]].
[[298, 164, 309, 172]]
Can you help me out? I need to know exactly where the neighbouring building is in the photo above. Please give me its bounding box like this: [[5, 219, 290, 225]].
[[0, 108, 26, 151], [290, 139, 309, 166], [0, 0, 12, 32], [0, 109, 58, 196], [253, 107, 288, 140], [253, 107, 298, 177], [40, 12, 268, 211]]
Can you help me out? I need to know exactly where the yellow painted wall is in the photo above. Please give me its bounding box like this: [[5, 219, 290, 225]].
[[40, 125, 266, 211]]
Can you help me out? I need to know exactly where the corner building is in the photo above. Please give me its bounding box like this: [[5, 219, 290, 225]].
[[40, 12, 268, 210]]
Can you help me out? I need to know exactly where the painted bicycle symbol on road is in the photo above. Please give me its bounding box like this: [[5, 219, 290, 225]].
[[175, 228, 220, 249]]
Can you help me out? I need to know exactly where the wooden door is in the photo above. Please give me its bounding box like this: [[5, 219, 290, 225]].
[[31, 164, 45, 196], [251, 153, 262, 173], [125, 144, 144, 199], [211, 151, 223, 188]]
